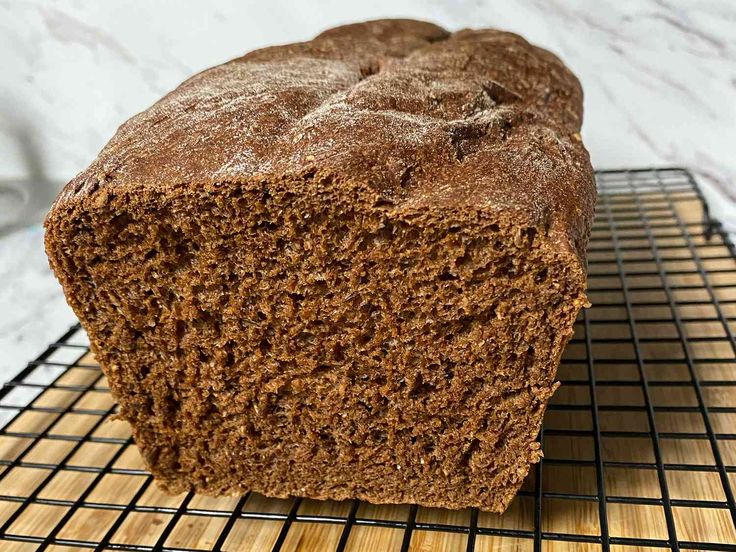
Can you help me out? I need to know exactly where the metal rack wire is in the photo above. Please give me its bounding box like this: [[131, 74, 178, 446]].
[[0, 168, 734, 551]]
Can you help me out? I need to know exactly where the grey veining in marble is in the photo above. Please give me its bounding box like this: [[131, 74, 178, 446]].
[[1, 0, 735, 383]]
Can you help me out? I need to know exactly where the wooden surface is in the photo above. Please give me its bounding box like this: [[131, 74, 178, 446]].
[[0, 185, 734, 550]]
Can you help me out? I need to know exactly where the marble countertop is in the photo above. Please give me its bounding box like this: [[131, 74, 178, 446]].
[[2, 0, 735, 383]]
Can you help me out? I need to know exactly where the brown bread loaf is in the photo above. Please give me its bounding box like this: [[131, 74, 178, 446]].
[[45, 19, 595, 513]]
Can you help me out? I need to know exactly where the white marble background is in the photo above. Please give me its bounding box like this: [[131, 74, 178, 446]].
[[1, 0, 735, 382]]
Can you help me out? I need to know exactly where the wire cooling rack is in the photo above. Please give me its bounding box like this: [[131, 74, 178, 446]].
[[0, 168, 735, 551]]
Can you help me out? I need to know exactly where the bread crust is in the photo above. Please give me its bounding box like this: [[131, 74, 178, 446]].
[[47, 19, 593, 263]]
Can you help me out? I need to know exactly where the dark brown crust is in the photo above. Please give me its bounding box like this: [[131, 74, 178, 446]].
[[45, 19, 596, 513], [48, 19, 593, 263]]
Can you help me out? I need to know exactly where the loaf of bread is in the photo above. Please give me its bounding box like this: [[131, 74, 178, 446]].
[[45, 19, 595, 513]]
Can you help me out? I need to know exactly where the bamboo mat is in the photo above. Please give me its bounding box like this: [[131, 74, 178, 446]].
[[0, 168, 734, 551]]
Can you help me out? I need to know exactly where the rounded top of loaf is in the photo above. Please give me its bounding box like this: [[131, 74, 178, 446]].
[[47, 18, 595, 263]]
